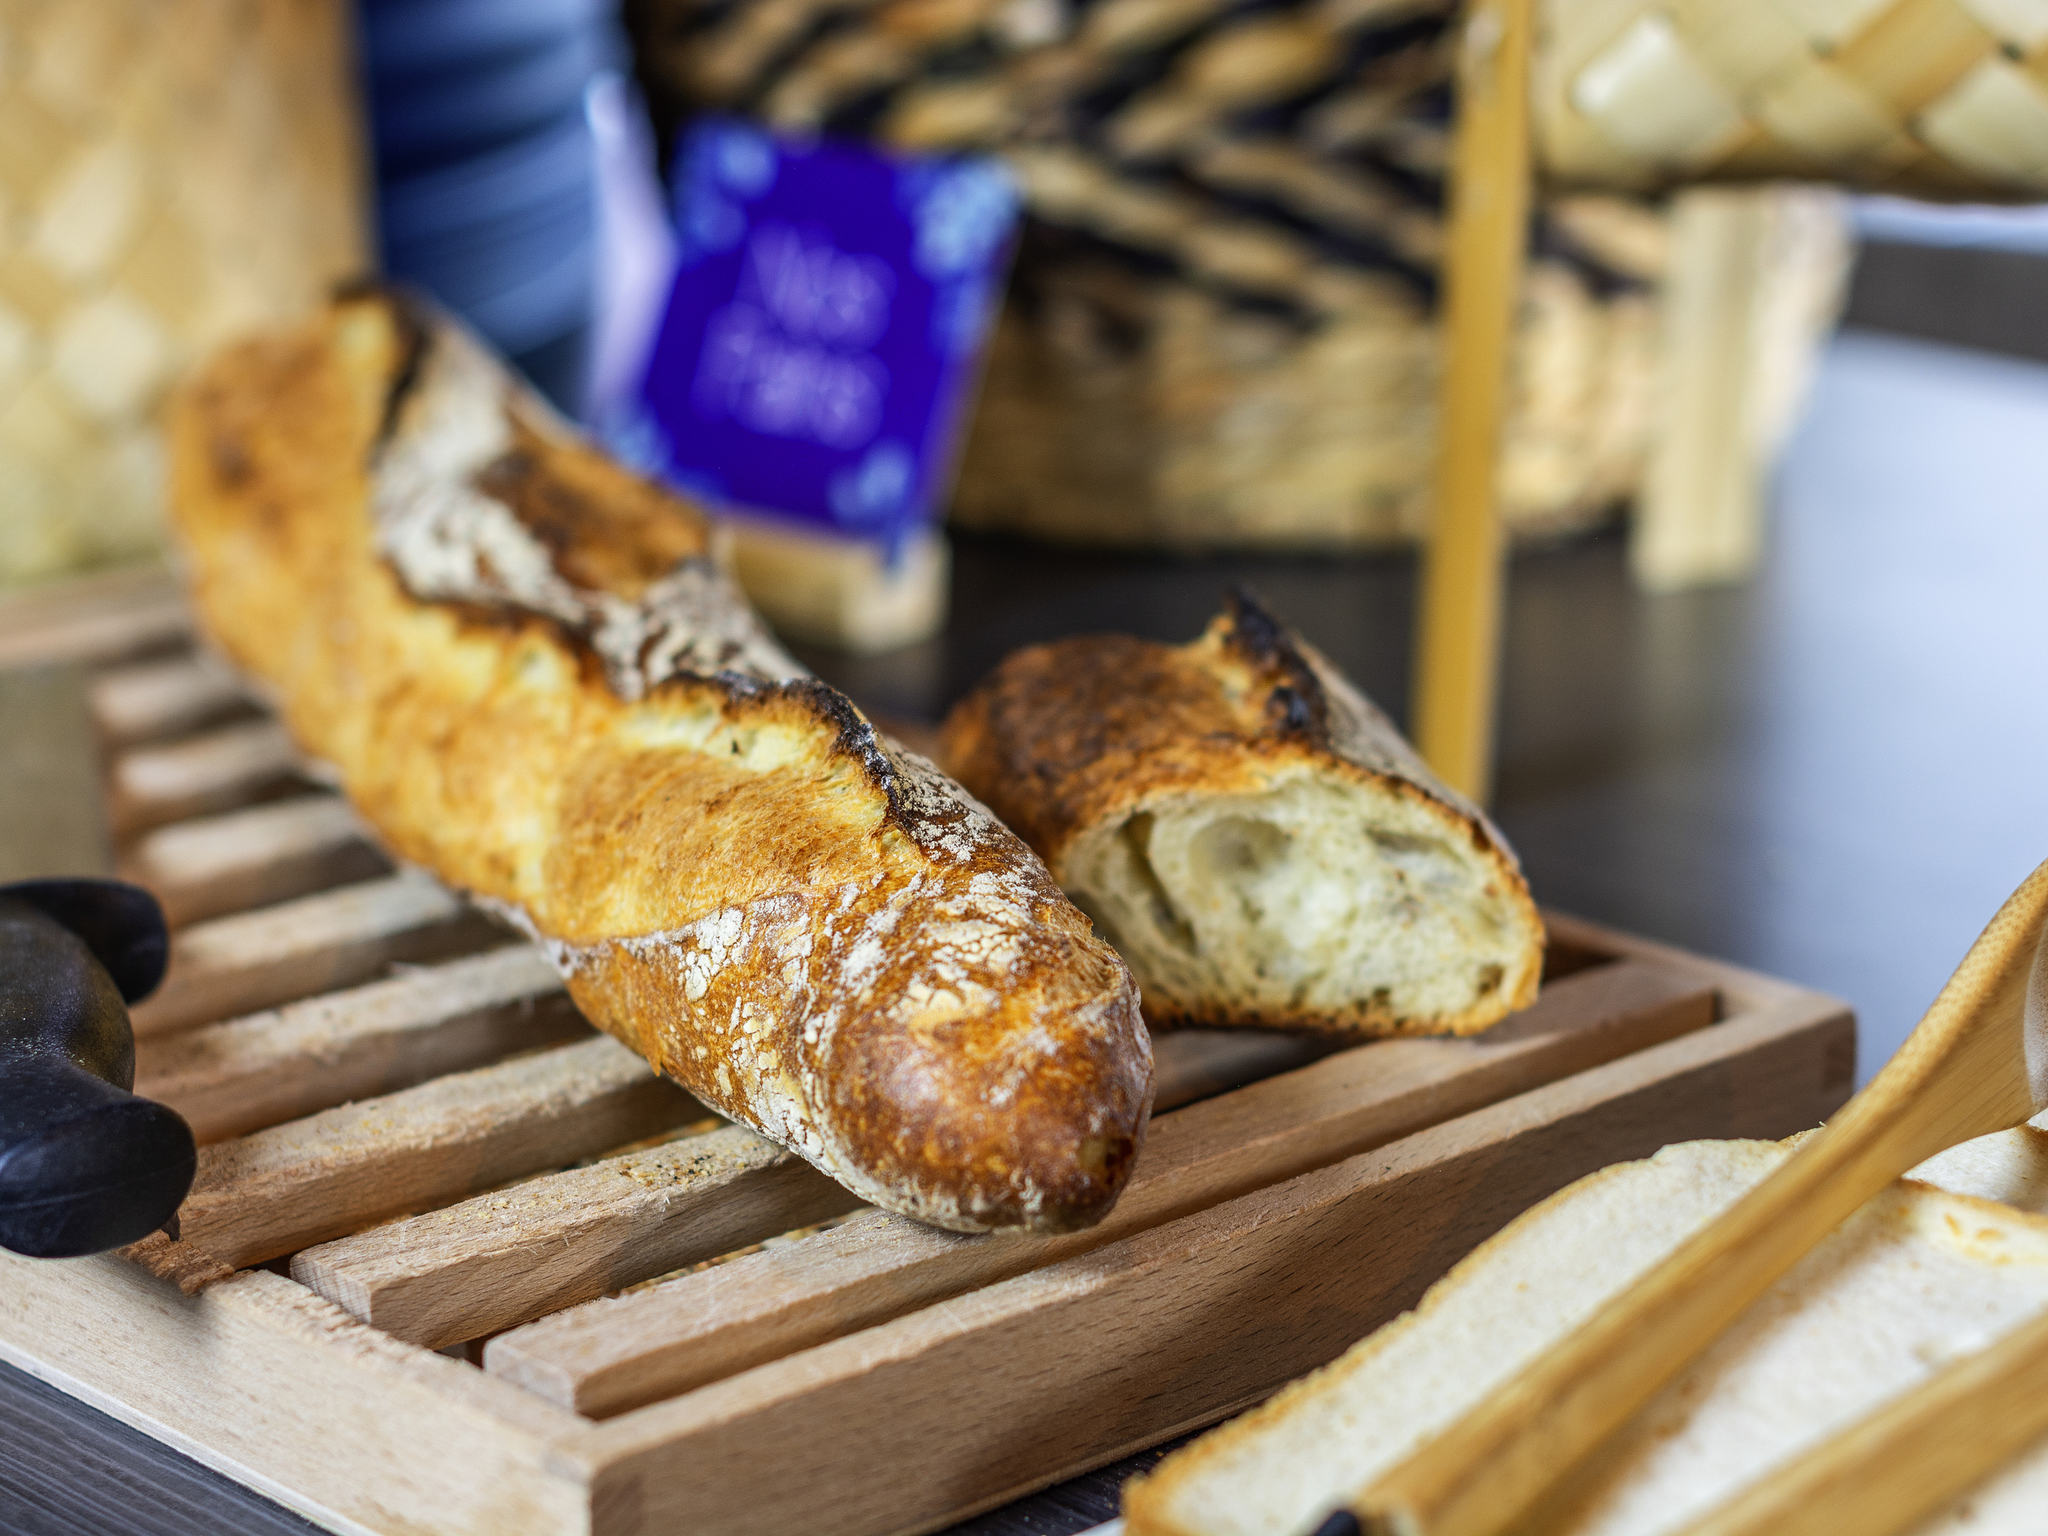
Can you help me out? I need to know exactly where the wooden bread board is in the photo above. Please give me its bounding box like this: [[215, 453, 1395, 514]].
[[0, 572, 1856, 1536]]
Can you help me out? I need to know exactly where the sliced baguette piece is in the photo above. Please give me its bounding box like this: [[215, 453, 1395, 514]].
[[940, 593, 1542, 1035], [1125, 1127, 2048, 1536], [166, 291, 1152, 1234]]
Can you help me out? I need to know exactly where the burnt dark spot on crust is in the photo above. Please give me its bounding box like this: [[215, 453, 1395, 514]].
[[471, 428, 710, 600], [329, 271, 391, 304], [777, 676, 1044, 869], [370, 290, 430, 449], [1267, 684, 1318, 737], [1222, 584, 1288, 663], [1224, 587, 1330, 743], [208, 430, 251, 490], [775, 676, 905, 809], [468, 436, 700, 598]]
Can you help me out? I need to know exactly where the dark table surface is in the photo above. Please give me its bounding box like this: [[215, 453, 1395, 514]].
[[5, 327, 2048, 1535]]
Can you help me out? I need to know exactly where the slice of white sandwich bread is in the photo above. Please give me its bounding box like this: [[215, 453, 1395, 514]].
[[1124, 1125, 2048, 1536]]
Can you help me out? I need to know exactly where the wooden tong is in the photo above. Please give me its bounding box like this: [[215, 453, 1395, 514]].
[[1327, 857, 2048, 1536]]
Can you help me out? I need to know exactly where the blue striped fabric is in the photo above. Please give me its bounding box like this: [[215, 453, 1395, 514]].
[[356, 0, 616, 407]]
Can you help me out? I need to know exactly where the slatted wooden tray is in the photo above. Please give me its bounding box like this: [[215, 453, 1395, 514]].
[[0, 575, 1856, 1536]]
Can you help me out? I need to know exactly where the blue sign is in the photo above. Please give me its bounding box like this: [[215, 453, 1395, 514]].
[[615, 120, 1020, 549]]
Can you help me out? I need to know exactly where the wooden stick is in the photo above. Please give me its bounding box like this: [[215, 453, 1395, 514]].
[[1631, 189, 1778, 592], [292, 1126, 860, 1348], [135, 946, 584, 1143], [574, 999, 1851, 1536], [107, 718, 303, 834], [1671, 1303, 2048, 1536], [131, 870, 503, 1036], [119, 794, 387, 926], [1411, 0, 1534, 801], [87, 650, 254, 748], [1352, 857, 2048, 1536], [487, 958, 1717, 1414], [137, 1035, 701, 1276]]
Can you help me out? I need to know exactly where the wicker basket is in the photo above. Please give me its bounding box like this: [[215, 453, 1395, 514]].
[[949, 199, 1663, 547], [625, 0, 1848, 550], [0, 0, 367, 586], [1537, 0, 2048, 197]]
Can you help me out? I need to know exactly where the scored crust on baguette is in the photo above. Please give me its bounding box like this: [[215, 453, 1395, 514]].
[[1124, 1128, 2048, 1536], [167, 290, 1153, 1234], [940, 594, 1543, 1036]]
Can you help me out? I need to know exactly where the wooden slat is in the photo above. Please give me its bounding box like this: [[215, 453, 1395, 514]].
[[577, 991, 1855, 1536], [87, 650, 254, 748], [487, 958, 1720, 1415], [0, 1262, 593, 1536], [119, 794, 388, 926], [108, 719, 304, 834], [0, 565, 189, 672], [131, 871, 503, 1036], [135, 947, 586, 1143], [0, 663, 113, 882], [1148, 1028, 1346, 1112], [1542, 910, 1843, 1026], [292, 1127, 860, 1349], [292, 997, 1416, 1349], [132, 1035, 701, 1275]]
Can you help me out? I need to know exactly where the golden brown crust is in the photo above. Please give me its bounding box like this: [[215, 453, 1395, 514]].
[[167, 292, 1152, 1232], [940, 621, 1302, 861], [941, 593, 1544, 1035]]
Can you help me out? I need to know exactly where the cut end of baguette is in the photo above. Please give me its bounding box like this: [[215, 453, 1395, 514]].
[[940, 593, 1543, 1036], [1064, 767, 1539, 1035]]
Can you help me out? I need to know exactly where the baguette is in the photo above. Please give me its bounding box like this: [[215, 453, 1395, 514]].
[[1125, 1127, 2048, 1536], [166, 291, 1152, 1233], [940, 595, 1543, 1035]]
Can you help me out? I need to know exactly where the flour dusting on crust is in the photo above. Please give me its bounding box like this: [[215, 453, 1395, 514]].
[[372, 320, 801, 696], [490, 857, 1144, 1231]]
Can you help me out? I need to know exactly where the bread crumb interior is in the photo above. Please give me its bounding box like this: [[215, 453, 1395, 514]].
[[1062, 771, 1519, 1025]]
